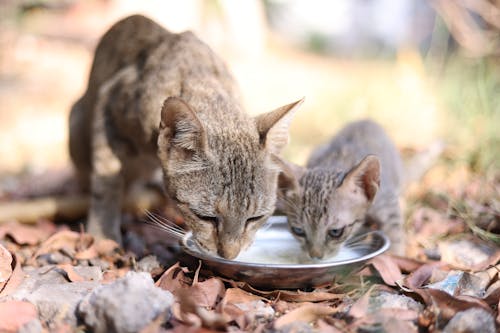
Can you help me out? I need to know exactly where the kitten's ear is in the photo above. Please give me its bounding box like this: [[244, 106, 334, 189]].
[[159, 97, 207, 154], [275, 157, 304, 198], [341, 155, 380, 202], [255, 98, 304, 155]]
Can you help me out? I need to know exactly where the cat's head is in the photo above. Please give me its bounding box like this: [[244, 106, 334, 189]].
[[157, 97, 302, 259], [278, 155, 380, 259]]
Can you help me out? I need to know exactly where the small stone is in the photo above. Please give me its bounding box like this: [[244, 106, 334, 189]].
[[369, 291, 424, 313], [18, 319, 43, 333], [78, 271, 174, 333], [443, 308, 496, 333], [25, 282, 100, 325], [73, 266, 103, 282], [136, 255, 160, 273]]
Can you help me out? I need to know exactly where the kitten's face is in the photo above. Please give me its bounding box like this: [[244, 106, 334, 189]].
[[279, 157, 380, 259], [158, 97, 302, 259]]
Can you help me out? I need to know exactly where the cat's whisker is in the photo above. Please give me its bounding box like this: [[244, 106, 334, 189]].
[[144, 210, 186, 239], [145, 210, 184, 232]]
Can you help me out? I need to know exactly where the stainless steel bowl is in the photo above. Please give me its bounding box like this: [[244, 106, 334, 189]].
[[181, 216, 389, 289]]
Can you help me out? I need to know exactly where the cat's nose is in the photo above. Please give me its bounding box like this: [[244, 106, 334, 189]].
[[308, 247, 324, 259], [217, 241, 241, 259]]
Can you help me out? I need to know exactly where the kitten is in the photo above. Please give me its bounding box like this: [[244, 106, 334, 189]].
[[278, 119, 405, 259], [69, 15, 302, 259]]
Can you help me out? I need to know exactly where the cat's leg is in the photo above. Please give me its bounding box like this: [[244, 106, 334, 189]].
[[87, 88, 125, 244], [69, 96, 92, 192]]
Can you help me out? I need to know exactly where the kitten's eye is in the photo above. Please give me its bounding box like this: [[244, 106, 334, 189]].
[[246, 215, 265, 224], [191, 210, 218, 224], [291, 226, 306, 237], [328, 227, 345, 238]]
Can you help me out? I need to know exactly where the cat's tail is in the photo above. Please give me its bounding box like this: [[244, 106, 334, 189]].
[[401, 140, 446, 188]]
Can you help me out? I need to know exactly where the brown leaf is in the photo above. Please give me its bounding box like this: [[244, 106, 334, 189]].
[[219, 288, 273, 329], [423, 288, 493, 321], [349, 285, 378, 319], [74, 246, 98, 260], [241, 283, 343, 302], [57, 264, 85, 282], [0, 301, 38, 332], [0, 244, 13, 286], [32, 230, 93, 260], [190, 278, 225, 308], [274, 303, 337, 329], [156, 263, 191, 293], [316, 319, 345, 333], [369, 254, 403, 286], [390, 255, 425, 273], [95, 238, 120, 255], [0, 220, 54, 245], [405, 263, 447, 290], [0, 252, 24, 297]]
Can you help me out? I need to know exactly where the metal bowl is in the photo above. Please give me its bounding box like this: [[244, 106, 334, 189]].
[[181, 216, 389, 289]]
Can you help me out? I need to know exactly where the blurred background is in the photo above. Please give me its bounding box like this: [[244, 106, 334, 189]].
[[0, 0, 498, 189]]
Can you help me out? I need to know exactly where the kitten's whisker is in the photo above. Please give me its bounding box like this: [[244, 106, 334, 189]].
[[344, 231, 376, 246]]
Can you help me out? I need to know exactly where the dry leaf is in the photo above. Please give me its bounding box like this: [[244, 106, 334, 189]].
[[0, 244, 13, 285], [274, 303, 337, 329], [57, 264, 85, 282], [0, 252, 24, 297], [190, 278, 225, 308], [0, 220, 54, 245], [0, 301, 38, 332], [238, 282, 343, 302], [219, 288, 273, 329], [32, 230, 93, 260], [156, 262, 191, 293], [349, 288, 372, 319], [369, 254, 403, 286]]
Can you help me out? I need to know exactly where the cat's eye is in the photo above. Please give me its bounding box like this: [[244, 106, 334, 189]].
[[246, 215, 265, 224], [191, 210, 218, 224], [328, 227, 345, 238], [291, 226, 306, 237]]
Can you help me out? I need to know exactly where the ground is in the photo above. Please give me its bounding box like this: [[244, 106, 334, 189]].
[[0, 1, 499, 332]]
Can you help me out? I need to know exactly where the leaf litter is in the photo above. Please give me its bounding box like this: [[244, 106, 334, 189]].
[[0, 167, 498, 332]]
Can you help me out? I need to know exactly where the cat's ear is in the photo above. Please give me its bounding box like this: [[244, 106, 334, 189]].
[[275, 157, 305, 199], [255, 98, 304, 155], [158, 97, 207, 154], [341, 155, 380, 202]]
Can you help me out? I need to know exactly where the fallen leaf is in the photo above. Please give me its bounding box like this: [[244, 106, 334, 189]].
[[390, 255, 425, 273], [95, 238, 120, 255], [0, 252, 24, 297], [32, 230, 93, 261], [274, 303, 337, 329], [0, 244, 13, 285], [235, 281, 343, 302], [57, 264, 85, 282], [0, 301, 37, 332], [0, 220, 55, 245], [369, 254, 403, 286], [423, 288, 493, 321], [349, 285, 378, 319], [317, 319, 345, 333], [156, 262, 191, 292], [219, 288, 273, 329]]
